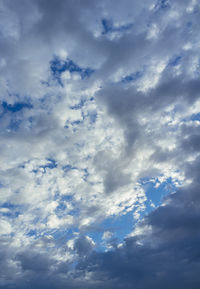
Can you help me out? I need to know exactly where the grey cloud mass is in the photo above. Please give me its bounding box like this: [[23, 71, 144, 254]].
[[0, 0, 200, 288]]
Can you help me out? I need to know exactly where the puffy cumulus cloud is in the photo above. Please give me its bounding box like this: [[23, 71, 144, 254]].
[[0, 0, 200, 288]]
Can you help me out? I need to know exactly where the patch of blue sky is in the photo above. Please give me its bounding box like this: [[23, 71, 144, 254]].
[[7, 119, 22, 131], [64, 207, 79, 217], [55, 201, 67, 213], [154, 0, 170, 11], [101, 19, 113, 34], [168, 55, 182, 67], [101, 18, 133, 35], [68, 122, 84, 133], [18, 161, 28, 169], [70, 99, 86, 110], [190, 112, 200, 121], [87, 231, 103, 250], [106, 212, 135, 240], [44, 158, 57, 169], [64, 124, 69, 129], [140, 177, 177, 216], [0, 102, 32, 131], [87, 212, 135, 251], [0, 202, 21, 218], [1, 202, 17, 209], [27, 229, 37, 237], [25, 176, 173, 249], [50, 57, 94, 86], [71, 120, 83, 126], [181, 112, 200, 123], [60, 195, 74, 203], [57, 197, 79, 219], [50, 228, 78, 244], [64, 108, 98, 131], [55, 208, 75, 224], [121, 71, 143, 83], [81, 168, 89, 182], [44, 220, 78, 245], [1, 101, 32, 113], [27, 223, 54, 239], [32, 158, 57, 174], [1, 210, 20, 218]]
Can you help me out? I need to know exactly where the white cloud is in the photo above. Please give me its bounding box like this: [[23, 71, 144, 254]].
[[0, 219, 12, 235], [102, 231, 113, 240], [0, 0, 200, 287]]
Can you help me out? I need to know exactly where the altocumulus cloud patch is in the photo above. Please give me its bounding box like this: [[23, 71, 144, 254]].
[[0, 0, 200, 288]]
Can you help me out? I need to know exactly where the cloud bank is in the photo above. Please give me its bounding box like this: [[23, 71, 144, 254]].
[[0, 0, 200, 288]]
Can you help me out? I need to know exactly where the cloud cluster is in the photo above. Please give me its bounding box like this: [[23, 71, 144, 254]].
[[0, 0, 200, 288]]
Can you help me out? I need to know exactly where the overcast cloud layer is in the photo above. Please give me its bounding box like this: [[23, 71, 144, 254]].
[[0, 0, 200, 288]]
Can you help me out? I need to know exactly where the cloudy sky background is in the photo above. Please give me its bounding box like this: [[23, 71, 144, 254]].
[[0, 0, 200, 288]]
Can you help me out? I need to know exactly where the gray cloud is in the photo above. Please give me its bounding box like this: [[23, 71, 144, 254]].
[[0, 0, 200, 288], [76, 160, 200, 288]]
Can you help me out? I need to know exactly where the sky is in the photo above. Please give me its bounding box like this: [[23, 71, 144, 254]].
[[0, 0, 200, 288]]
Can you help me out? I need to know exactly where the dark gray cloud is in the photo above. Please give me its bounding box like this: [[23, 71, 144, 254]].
[[1, 161, 199, 289], [76, 160, 200, 289]]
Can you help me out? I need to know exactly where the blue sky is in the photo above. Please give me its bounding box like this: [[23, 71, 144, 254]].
[[0, 0, 200, 288]]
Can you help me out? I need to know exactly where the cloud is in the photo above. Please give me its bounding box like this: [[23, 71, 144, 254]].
[[0, 0, 200, 288], [76, 161, 200, 288]]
